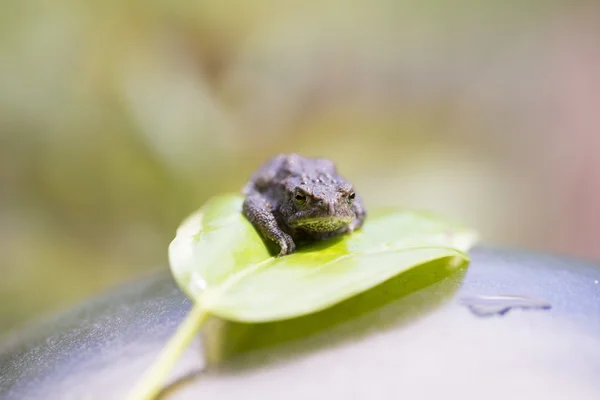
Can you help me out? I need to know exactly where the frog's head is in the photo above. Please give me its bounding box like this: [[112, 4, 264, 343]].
[[282, 180, 356, 233]]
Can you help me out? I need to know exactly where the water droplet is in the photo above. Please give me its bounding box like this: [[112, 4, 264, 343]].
[[190, 272, 207, 294], [460, 294, 551, 317]]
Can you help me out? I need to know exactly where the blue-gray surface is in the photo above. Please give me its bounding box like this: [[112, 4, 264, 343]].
[[1, 246, 599, 400]]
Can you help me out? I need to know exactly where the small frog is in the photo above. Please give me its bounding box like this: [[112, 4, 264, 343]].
[[242, 153, 366, 256]]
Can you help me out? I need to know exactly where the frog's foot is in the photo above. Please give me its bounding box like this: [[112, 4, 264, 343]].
[[276, 232, 296, 257], [347, 217, 364, 233]]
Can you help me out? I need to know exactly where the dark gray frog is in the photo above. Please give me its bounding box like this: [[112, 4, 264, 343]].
[[242, 153, 366, 256]]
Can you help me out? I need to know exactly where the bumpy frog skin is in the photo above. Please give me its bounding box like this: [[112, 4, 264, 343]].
[[242, 153, 366, 256]]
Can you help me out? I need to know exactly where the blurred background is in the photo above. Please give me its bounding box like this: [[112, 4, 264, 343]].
[[1, 0, 600, 333]]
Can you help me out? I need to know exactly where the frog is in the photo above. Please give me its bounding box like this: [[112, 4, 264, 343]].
[[242, 153, 366, 256]]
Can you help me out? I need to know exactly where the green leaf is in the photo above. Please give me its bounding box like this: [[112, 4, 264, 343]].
[[128, 193, 478, 400], [168, 194, 477, 323]]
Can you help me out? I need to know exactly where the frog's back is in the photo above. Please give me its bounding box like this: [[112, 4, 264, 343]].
[[275, 154, 337, 182], [245, 153, 337, 193]]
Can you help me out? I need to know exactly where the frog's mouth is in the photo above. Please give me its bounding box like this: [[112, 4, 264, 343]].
[[291, 216, 353, 232]]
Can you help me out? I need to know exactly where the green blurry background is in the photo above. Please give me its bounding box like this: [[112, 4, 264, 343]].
[[2, 0, 600, 332]]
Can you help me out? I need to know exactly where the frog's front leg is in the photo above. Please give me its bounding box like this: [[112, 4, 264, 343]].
[[242, 193, 296, 256], [348, 194, 367, 232]]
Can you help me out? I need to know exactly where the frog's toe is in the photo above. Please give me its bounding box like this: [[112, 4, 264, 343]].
[[277, 233, 296, 257], [348, 219, 364, 233]]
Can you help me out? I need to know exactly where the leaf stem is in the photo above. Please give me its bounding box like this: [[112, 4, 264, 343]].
[[126, 303, 209, 400]]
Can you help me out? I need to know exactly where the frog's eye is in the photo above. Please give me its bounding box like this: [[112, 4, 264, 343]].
[[295, 192, 307, 204], [347, 192, 355, 204]]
